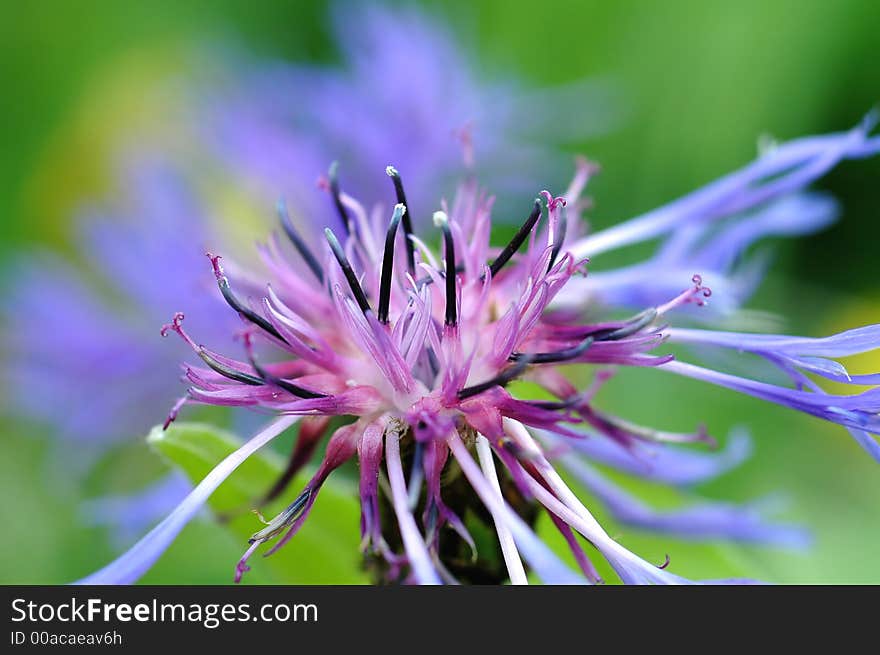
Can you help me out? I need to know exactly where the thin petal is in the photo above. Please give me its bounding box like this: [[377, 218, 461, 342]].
[[73, 415, 299, 584], [561, 457, 810, 548], [385, 426, 441, 585], [447, 432, 585, 584]]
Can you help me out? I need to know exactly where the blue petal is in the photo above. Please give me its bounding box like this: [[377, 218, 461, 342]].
[[74, 416, 298, 585], [548, 427, 753, 486], [569, 117, 879, 259], [562, 457, 811, 548]]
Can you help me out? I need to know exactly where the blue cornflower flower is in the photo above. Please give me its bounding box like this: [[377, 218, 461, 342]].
[[78, 117, 879, 584], [2, 4, 611, 536]]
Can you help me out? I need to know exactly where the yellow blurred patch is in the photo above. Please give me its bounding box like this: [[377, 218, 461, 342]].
[[821, 297, 880, 395], [21, 42, 199, 255]]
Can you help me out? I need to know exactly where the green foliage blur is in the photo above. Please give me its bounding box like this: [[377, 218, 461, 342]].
[[0, 0, 878, 584]]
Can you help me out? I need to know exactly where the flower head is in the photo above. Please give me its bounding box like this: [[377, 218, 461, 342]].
[[3, 4, 612, 538], [79, 117, 880, 584]]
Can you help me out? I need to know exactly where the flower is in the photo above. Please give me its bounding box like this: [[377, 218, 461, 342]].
[[5, 3, 604, 449], [79, 117, 880, 584], [2, 4, 613, 535]]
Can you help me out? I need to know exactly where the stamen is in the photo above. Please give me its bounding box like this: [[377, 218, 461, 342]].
[[549, 204, 568, 271], [324, 228, 371, 314], [488, 199, 542, 278], [590, 309, 658, 341], [510, 336, 594, 364], [198, 349, 264, 386], [378, 203, 407, 324], [249, 487, 314, 544], [385, 166, 416, 274], [276, 199, 324, 282], [244, 334, 327, 399], [433, 211, 457, 327], [328, 161, 353, 234], [209, 254, 286, 343], [458, 356, 534, 400]]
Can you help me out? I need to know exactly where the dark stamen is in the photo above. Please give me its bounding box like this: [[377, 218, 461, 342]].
[[590, 309, 658, 341], [378, 203, 406, 324], [548, 207, 568, 271], [244, 337, 327, 399], [434, 211, 457, 327], [488, 199, 542, 278], [249, 488, 313, 544], [328, 161, 352, 235], [457, 356, 533, 400], [277, 199, 324, 282], [509, 336, 593, 364], [211, 257, 286, 343], [198, 349, 264, 386], [325, 228, 371, 314], [386, 166, 416, 274]]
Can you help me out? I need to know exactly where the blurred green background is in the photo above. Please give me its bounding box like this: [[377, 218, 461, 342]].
[[0, 0, 878, 584]]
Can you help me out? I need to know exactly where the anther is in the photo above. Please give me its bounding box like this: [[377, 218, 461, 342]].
[[209, 254, 287, 343], [328, 161, 353, 235], [590, 309, 658, 341], [433, 211, 457, 327], [277, 199, 324, 282], [509, 336, 593, 364], [488, 199, 542, 278], [378, 203, 407, 324], [198, 349, 264, 386], [385, 166, 416, 274], [457, 355, 534, 400], [244, 334, 327, 399], [549, 205, 568, 271], [324, 228, 371, 314], [249, 488, 314, 544]]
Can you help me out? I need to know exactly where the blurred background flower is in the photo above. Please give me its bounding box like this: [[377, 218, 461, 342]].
[[1, 0, 878, 584]]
